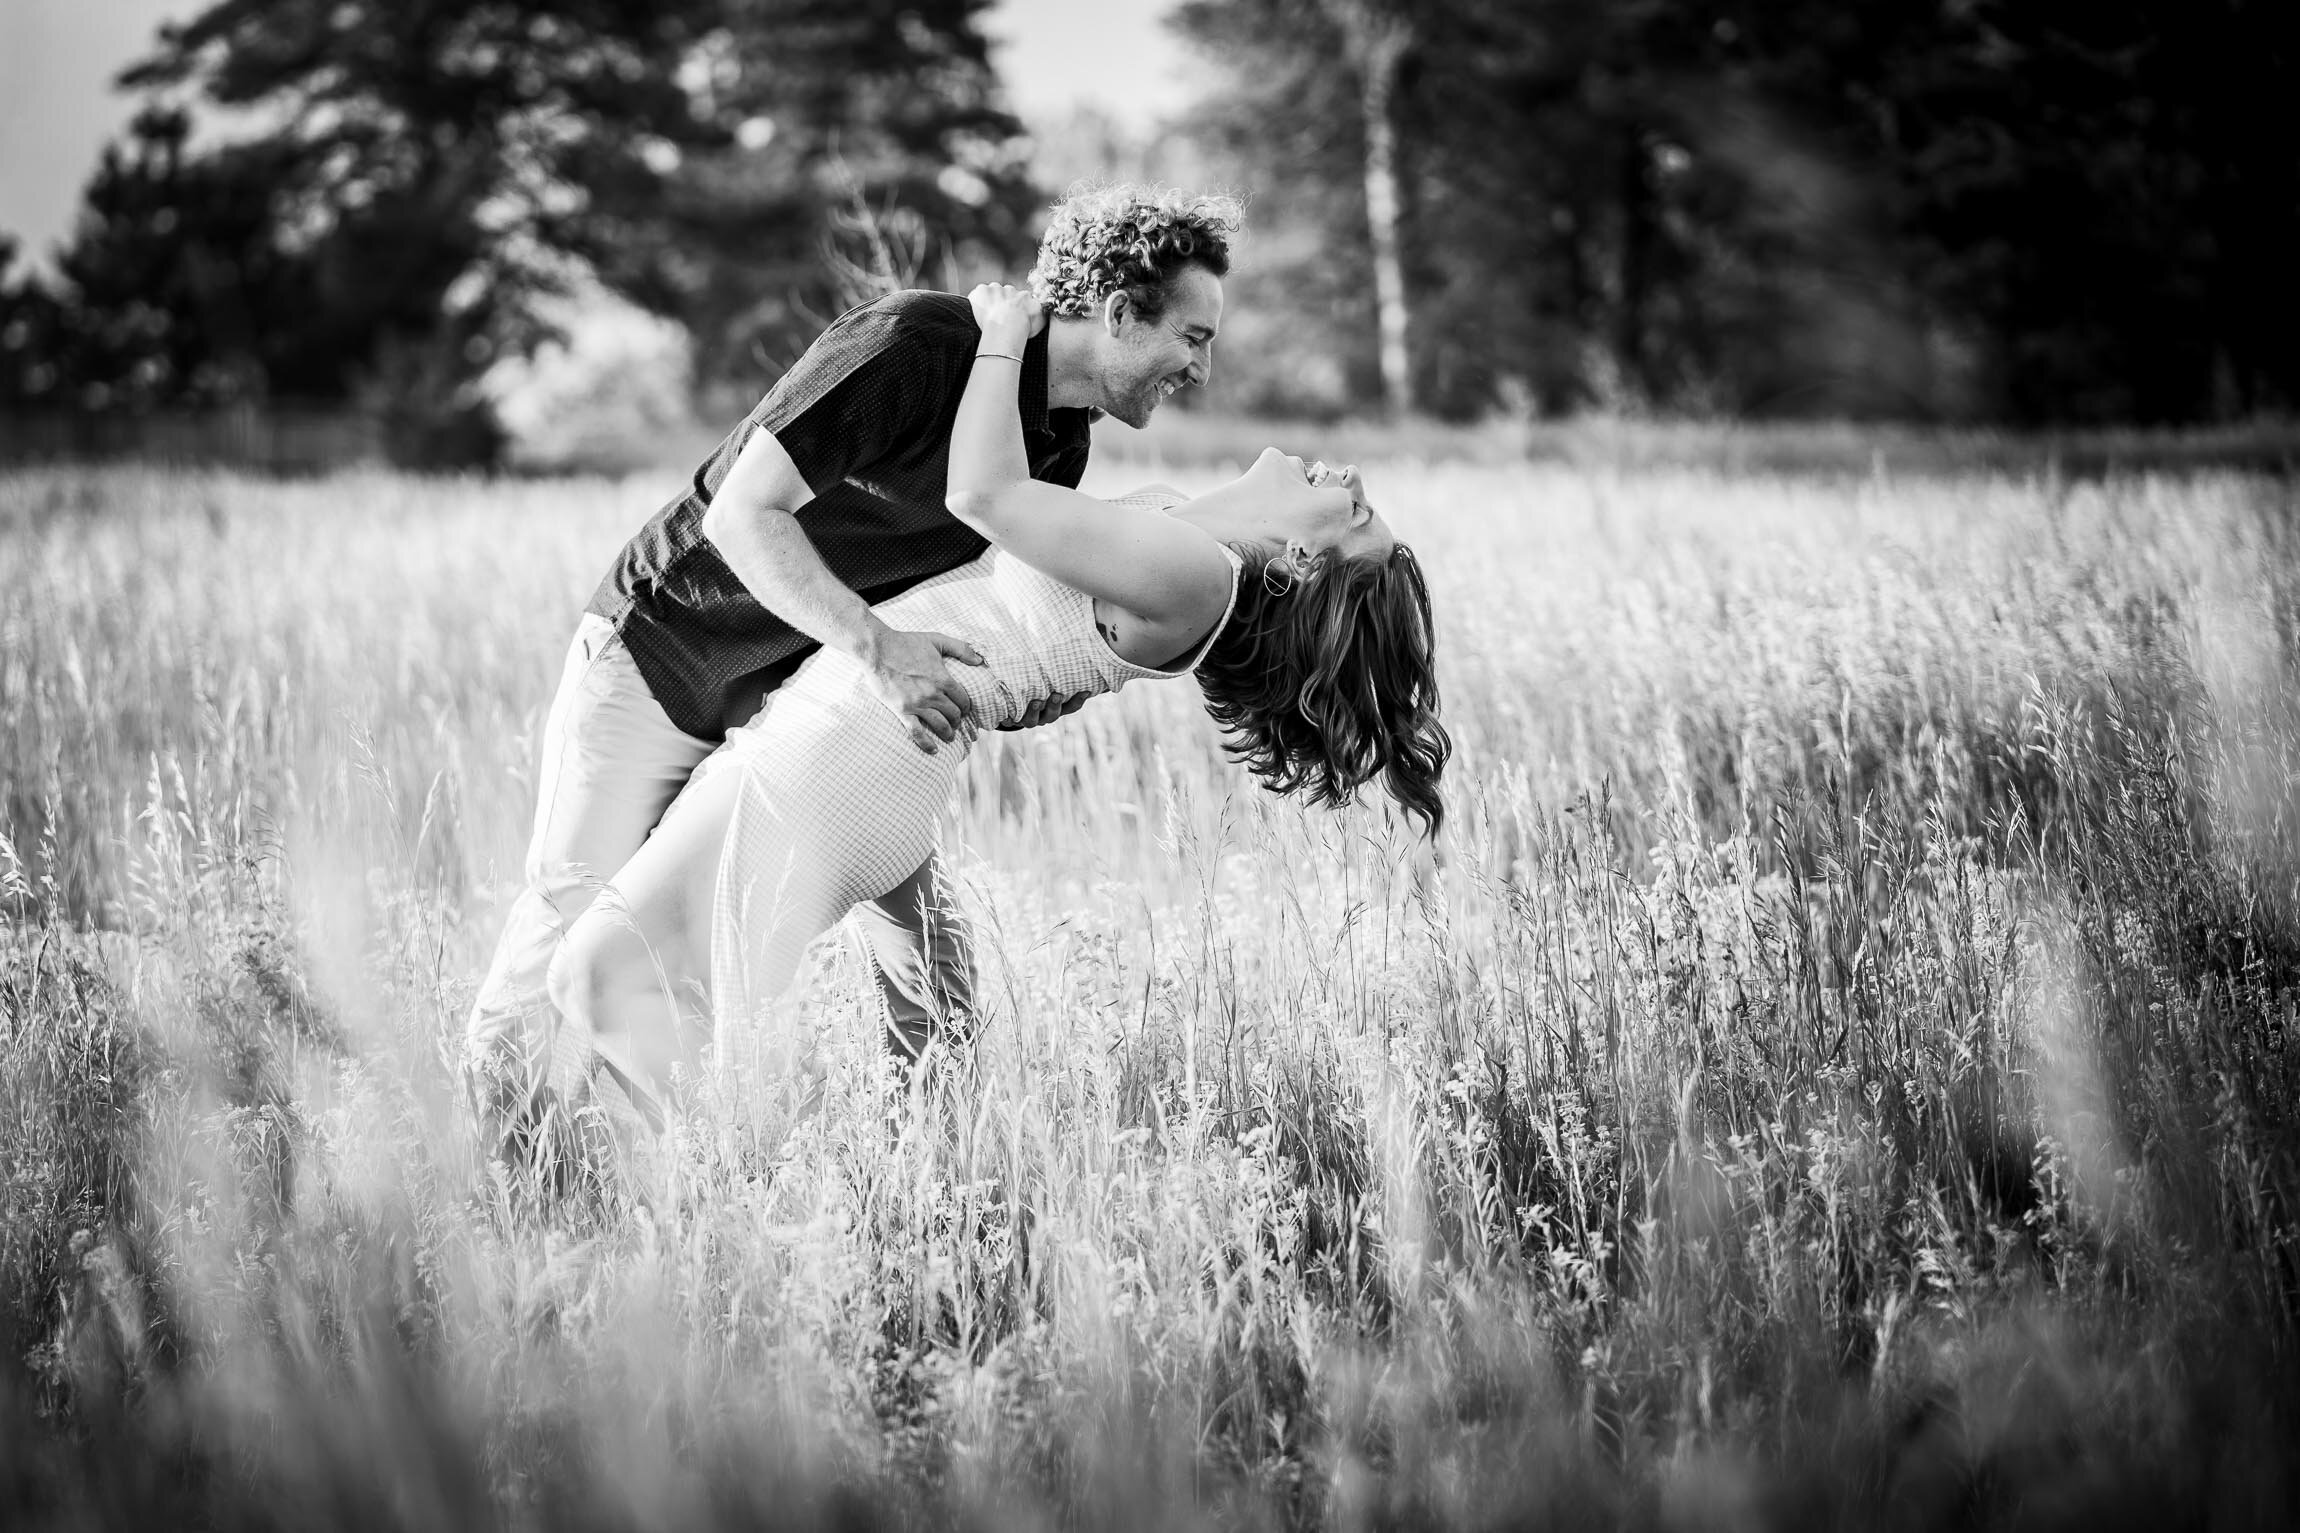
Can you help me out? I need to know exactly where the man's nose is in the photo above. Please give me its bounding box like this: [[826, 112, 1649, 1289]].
[[1187, 343, 1214, 387]]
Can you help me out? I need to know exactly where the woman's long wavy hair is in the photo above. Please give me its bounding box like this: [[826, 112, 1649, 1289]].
[[1195, 541, 1450, 838]]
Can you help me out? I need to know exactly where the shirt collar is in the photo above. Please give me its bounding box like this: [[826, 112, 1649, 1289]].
[[1020, 326, 1054, 435]]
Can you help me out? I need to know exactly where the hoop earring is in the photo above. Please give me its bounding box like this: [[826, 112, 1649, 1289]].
[[1262, 556, 1296, 596]]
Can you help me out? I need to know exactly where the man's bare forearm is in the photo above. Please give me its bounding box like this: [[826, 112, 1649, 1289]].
[[699, 428, 894, 665], [699, 427, 979, 748], [702, 497, 891, 664]]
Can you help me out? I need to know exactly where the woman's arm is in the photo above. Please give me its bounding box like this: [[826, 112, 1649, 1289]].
[[947, 285, 1233, 633]]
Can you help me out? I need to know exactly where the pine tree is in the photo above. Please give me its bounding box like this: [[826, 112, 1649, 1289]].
[[1173, 0, 2299, 423], [8, 0, 1042, 460], [578, 0, 1040, 388]]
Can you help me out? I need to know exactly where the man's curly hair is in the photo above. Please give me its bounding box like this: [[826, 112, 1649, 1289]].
[[1029, 185, 1244, 321]]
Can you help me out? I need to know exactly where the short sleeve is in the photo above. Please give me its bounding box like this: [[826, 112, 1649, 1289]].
[[754, 310, 958, 495]]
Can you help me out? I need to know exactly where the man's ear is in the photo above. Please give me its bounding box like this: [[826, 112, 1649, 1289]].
[[1101, 288, 1131, 338]]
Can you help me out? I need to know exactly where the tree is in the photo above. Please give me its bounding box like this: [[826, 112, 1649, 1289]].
[[5, 0, 1042, 462], [124, 0, 1037, 392], [1172, 0, 2300, 424], [0, 239, 67, 409], [1, 110, 340, 412], [97, 0, 743, 459], [1317, 0, 1415, 417], [582, 0, 1041, 389], [1168, 0, 1393, 417], [1867, 0, 2300, 419]]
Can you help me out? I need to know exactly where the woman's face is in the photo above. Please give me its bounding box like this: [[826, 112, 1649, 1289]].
[[1175, 448, 1396, 561]]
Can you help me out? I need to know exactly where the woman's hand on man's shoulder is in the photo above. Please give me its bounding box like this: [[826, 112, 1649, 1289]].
[[969, 283, 1047, 351]]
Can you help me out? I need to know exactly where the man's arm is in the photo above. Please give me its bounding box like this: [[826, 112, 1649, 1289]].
[[701, 428, 982, 752]]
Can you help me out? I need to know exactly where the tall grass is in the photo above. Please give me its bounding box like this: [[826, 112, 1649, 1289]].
[[1, 459, 2296, 1528]]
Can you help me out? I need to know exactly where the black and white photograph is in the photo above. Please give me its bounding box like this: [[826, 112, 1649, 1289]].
[[2, 0, 2297, 1526]]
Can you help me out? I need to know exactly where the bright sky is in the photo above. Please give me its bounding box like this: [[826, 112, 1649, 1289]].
[[986, 0, 1189, 131], [0, 0, 189, 271], [0, 0, 1189, 276]]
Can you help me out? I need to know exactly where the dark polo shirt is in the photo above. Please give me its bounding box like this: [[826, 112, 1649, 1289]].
[[587, 290, 1094, 739]]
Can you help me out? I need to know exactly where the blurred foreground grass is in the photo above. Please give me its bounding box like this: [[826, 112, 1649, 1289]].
[[2, 458, 2297, 1529]]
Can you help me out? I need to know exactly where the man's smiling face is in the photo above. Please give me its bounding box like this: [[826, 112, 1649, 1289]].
[[1096, 264, 1222, 428]]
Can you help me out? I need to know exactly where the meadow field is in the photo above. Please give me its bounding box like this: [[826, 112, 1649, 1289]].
[[2, 450, 2297, 1528]]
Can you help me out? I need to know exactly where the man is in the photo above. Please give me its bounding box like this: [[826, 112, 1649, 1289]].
[[468, 185, 1242, 1139]]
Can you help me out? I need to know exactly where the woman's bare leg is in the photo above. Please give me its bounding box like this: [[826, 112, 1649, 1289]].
[[548, 747, 746, 1113], [555, 678, 957, 1125]]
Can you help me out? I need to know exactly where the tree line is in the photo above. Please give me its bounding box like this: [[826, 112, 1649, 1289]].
[[2, 0, 2292, 462], [1177, 0, 2298, 424], [0, 0, 1037, 464]]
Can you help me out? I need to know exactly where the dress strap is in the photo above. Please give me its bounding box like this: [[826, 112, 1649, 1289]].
[[1109, 485, 1191, 514], [1166, 544, 1245, 677]]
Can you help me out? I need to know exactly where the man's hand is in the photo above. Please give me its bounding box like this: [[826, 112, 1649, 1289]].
[[1000, 691, 1091, 732], [862, 624, 984, 752]]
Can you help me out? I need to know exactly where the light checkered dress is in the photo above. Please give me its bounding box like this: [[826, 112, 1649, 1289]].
[[708, 491, 1242, 1033]]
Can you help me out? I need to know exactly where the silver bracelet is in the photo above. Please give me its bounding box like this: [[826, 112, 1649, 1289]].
[[973, 350, 1024, 363]]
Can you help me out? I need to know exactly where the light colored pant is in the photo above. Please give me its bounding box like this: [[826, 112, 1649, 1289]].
[[465, 615, 970, 1113]]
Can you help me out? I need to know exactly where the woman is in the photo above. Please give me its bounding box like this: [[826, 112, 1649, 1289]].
[[550, 284, 1448, 1119]]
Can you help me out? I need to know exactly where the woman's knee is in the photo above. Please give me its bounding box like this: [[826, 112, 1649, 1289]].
[[549, 909, 666, 1039]]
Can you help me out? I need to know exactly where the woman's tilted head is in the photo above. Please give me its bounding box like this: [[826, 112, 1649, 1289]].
[[1195, 539, 1450, 839], [1174, 448, 1395, 561]]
